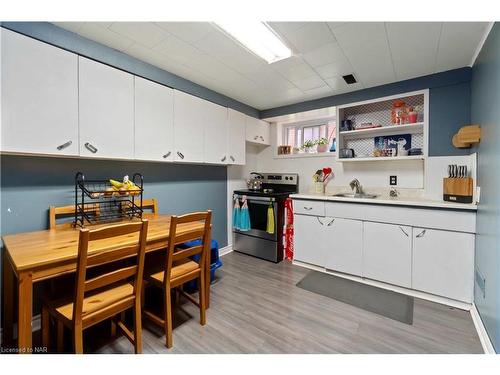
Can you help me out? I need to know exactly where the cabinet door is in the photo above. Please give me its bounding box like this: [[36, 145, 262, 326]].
[[293, 214, 325, 267], [227, 109, 246, 165], [324, 217, 363, 276], [363, 222, 412, 287], [1, 29, 79, 155], [79, 57, 134, 159], [173, 90, 204, 162], [412, 228, 474, 302], [246, 116, 270, 145], [203, 100, 228, 164], [134, 77, 174, 161]]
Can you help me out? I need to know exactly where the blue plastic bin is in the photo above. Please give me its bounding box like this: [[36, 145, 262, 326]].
[[178, 239, 222, 292]]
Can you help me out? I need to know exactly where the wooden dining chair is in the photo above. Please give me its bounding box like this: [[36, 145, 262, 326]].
[[142, 198, 158, 215], [49, 204, 100, 229], [42, 219, 149, 354], [143, 210, 212, 348]]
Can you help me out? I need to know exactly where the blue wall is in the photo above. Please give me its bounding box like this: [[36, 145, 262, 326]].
[[261, 68, 472, 157], [472, 23, 500, 353], [0, 155, 227, 244]]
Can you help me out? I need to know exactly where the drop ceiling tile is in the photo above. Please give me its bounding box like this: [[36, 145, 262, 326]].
[[77, 23, 135, 52], [267, 22, 309, 35], [437, 22, 489, 70], [251, 66, 296, 91], [109, 22, 169, 48], [155, 22, 213, 44], [153, 35, 204, 65], [122, 43, 179, 71], [279, 22, 336, 53], [302, 42, 345, 67], [271, 56, 317, 81], [325, 76, 363, 94], [302, 85, 333, 99], [53, 22, 86, 33], [332, 22, 396, 87], [386, 22, 442, 80], [327, 22, 347, 31], [292, 74, 326, 91], [314, 59, 354, 79], [192, 29, 266, 76]]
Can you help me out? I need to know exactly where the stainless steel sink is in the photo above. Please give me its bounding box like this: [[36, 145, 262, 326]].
[[332, 193, 378, 199]]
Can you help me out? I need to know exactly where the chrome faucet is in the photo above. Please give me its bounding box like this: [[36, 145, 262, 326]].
[[349, 179, 363, 195]]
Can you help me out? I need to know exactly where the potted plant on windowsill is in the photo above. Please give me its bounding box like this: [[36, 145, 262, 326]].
[[316, 138, 330, 153], [301, 139, 316, 153]]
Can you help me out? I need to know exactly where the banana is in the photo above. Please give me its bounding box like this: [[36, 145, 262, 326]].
[[109, 179, 123, 189]]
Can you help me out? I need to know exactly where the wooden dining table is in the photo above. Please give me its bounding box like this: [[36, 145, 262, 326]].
[[1, 213, 210, 353]]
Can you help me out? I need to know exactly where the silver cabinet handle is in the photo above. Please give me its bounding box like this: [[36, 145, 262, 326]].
[[221, 156, 227, 162], [399, 226, 409, 237], [163, 151, 171, 159], [57, 140, 72, 150], [230, 155, 235, 162], [177, 151, 184, 159], [327, 218, 335, 226], [84, 142, 98, 153], [316, 217, 325, 225], [303, 207, 313, 210], [416, 229, 426, 238]]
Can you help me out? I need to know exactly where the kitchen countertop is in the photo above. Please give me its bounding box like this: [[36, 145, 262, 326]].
[[290, 193, 478, 211]]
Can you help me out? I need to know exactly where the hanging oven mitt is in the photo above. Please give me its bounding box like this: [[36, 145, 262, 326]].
[[266, 202, 275, 234], [232, 198, 241, 230]]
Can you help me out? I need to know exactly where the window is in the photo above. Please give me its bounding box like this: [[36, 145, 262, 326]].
[[283, 119, 336, 151]]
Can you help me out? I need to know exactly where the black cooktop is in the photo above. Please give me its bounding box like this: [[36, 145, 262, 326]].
[[233, 189, 297, 198]]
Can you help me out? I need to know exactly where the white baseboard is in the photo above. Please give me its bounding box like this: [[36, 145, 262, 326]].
[[219, 245, 233, 257], [470, 303, 496, 354]]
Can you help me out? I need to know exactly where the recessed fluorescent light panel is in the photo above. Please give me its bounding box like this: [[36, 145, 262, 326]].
[[215, 21, 292, 64]]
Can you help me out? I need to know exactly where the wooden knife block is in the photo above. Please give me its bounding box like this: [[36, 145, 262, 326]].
[[443, 178, 473, 203]]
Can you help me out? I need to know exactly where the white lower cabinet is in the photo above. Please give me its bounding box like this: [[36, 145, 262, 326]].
[[363, 222, 412, 288], [293, 199, 476, 304], [324, 218, 363, 276], [293, 214, 326, 267], [412, 228, 474, 302]]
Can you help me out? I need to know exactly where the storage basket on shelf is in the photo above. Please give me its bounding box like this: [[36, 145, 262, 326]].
[[74, 172, 144, 227]]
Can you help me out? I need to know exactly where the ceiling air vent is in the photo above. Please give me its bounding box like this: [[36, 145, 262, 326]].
[[342, 74, 357, 85]]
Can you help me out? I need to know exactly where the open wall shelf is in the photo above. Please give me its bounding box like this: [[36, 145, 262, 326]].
[[336, 90, 429, 162]]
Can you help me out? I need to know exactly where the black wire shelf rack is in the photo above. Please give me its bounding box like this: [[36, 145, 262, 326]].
[[74, 172, 144, 227]]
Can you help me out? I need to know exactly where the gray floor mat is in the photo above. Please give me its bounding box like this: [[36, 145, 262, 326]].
[[297, 271, 414, 324]]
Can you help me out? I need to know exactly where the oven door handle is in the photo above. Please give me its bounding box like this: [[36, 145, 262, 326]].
[[233, 195, 275, 203]]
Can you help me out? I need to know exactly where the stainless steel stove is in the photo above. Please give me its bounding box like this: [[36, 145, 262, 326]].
[[233, 173, 298, 263]]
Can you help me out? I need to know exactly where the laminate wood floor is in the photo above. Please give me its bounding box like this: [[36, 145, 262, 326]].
[[93, 251, 482, 354]]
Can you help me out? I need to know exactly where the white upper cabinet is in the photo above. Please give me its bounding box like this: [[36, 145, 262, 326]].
[[1, 29, 79, 155], [134, 77, 174, 162], [227, 109, 246, 165], [173, 90, 205, 163], [79, 57, 134, 159], [246, 116, 270, 145], [203, 100, 228, 164], [363, 221, 412, 288]]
